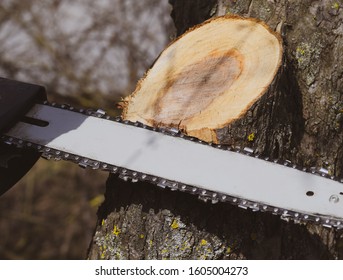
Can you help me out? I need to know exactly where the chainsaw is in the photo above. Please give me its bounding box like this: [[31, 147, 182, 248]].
[[1, 77, 343, 229]]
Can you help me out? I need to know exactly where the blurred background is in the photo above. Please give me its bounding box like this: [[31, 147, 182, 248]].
[[0, 0, 174, 259]]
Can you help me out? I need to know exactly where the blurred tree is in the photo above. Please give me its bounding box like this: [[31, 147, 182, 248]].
[[0, 0, 174, 259], [0, 0, 174, 110]]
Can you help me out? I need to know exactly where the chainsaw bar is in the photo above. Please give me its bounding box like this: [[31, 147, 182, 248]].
[[2, 102, 343, 229]]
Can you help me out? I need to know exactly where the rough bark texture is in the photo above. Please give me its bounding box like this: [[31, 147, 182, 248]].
[[88, 0, 343, 259]]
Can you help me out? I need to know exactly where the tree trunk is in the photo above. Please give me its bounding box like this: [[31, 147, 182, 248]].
[[87, 0, 343, 259]]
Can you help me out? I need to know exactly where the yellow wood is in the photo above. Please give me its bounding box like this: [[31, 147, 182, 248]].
[[122, 16, 282, 143]]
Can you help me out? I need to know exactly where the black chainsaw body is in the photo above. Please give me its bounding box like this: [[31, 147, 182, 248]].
[[0, 78, 47, 196]]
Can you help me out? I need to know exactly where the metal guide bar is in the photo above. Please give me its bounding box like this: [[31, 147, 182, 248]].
[[1, 101, 343, 229]]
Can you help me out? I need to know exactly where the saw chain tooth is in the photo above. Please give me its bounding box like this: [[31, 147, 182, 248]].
[[198, 195, 208, 202], [95, 109, 106, 117], [243, 147, 254, 155], [91, 162, 100, 170], [1, 138, 11, 146], [41, 153, 52, 160], [78, 162, 88, 169], [238, 200, 249, 209], [251, 203, 259, 211], [323, 222, 332, 228], [318, 167, 329, 178], [168, 128, 180, 135], [238, 204, 248, 210], [119, 174, 129, 181], [157, 179, 167, 189], [280, 216, 290, 222], [210, 193, 219, 204]]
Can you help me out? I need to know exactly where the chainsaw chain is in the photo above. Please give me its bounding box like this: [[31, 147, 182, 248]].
[[1, 101, 343, 230]]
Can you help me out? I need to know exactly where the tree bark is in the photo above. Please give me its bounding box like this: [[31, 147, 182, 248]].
[[88, 0, 343, 259]]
